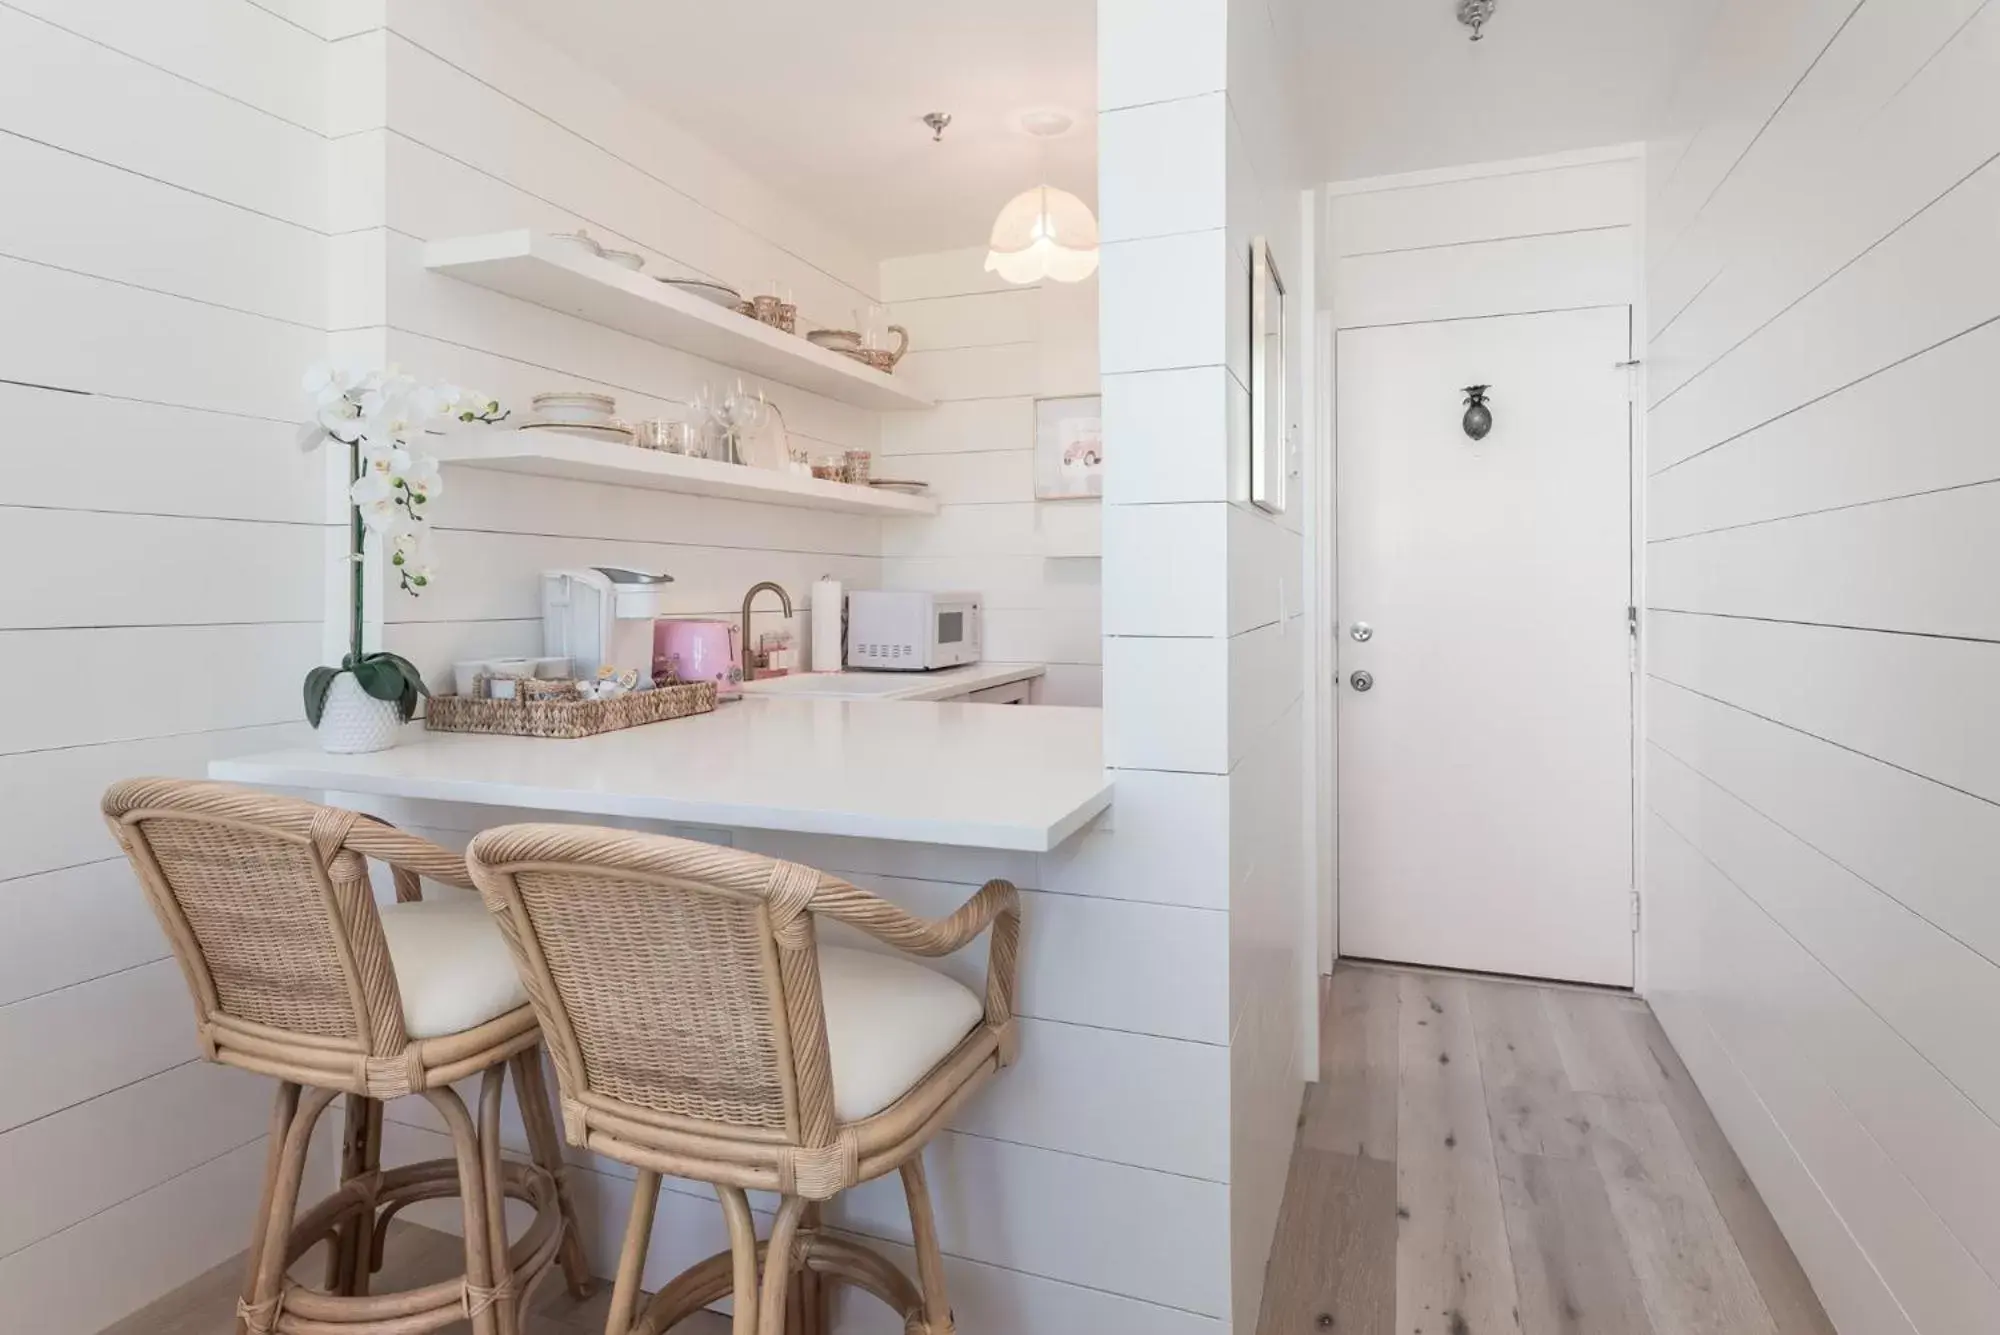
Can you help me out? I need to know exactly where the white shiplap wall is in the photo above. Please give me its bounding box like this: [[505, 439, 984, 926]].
[[880, 248, 1103, 705], [333, 0, 891, 686], [1642, 2, 2000, 1332], [326, 5, 1230, 1333], [0, 2, 336, 1330], [1099, 0, 1313, 1328]]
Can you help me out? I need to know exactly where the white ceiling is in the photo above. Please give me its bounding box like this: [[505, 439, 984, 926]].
[[489, 1, 1722, 258], [1300, 0, 1725, 183], [489, 0, 1097, 262]]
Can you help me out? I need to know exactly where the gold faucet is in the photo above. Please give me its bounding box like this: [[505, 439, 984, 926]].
[[739, 581, 794, 682]]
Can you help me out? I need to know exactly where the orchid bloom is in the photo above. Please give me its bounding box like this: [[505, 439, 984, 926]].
[[304, 363, 501, 599]]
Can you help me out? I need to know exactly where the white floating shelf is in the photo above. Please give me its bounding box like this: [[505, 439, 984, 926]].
[[432, 428, 939, 517], [424, 230, 934, 413]]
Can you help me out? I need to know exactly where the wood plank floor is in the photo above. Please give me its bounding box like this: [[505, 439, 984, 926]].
[[1264, 964, 1838, 1335], [108, 963, 1835, 1335], [99, 1221, 731, 1335]]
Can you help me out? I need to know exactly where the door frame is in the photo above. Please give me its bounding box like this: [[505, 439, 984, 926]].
[[1304, 142, 1651, 991]]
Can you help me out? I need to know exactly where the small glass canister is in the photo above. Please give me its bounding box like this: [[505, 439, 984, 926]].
[[635, 418, 693, 454]]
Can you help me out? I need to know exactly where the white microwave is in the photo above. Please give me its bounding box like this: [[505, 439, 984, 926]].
[[846, 591, 982, 671]]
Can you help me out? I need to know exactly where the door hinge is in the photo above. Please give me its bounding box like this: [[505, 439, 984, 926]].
[[1627, 605, 1638, 673], [1630, 890, 1642, 932]]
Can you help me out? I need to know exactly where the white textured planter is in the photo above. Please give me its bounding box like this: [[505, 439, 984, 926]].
[[318, 672, 401, 754]]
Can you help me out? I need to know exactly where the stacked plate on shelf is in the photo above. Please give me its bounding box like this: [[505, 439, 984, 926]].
[[524, 391, 633, 442], [657, 277, 743, 308]]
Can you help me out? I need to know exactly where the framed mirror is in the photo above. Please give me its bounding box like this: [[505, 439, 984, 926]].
[[1249, 236, 1287, 512]]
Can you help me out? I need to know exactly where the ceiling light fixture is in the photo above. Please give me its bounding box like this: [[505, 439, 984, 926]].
[[922, 111, 952, 142], [1457, 0, 1496, 40], [984, 110, 1098, 286]]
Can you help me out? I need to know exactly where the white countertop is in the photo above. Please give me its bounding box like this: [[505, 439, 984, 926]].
[[208, 696, 1110, 852], [737, 662, 1043, 702]]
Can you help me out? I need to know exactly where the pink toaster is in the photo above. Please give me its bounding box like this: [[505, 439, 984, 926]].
[[654, 619, 743, 699]]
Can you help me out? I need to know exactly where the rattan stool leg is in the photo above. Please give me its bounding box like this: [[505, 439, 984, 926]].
[[353, 1097, 385, 1288], [477, 1067, 520, 1335], [510, 1046, 593, 1298], [756, 1197, 808, 1335], [325, 1094, 383, 1296], [237, 1082, 301, 1335], [424, 1085, 502, 1335], [900, 1156, 954, 1334], [715, 1185, 761, 1335], [243, 1087, 339, 1335], [791, 1202, 827, 1335], [608, 1167, 662, 1335]]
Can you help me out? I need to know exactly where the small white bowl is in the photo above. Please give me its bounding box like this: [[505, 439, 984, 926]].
[[550, 229, 603, 256], [531, 656, 571, 679]]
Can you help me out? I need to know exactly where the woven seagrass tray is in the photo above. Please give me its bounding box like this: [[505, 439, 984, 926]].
[[425, 679, 716, 739]]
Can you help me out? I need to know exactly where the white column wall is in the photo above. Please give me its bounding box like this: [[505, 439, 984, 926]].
[[1099, 0, 1313, 1328]]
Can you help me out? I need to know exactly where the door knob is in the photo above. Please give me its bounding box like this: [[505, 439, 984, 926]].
[[1350, 670, 1374, 692], [1350, 621, 1373, 642]]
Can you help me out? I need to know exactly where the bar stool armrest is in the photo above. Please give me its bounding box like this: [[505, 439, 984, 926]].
[[808, 877, 1021, 1031]]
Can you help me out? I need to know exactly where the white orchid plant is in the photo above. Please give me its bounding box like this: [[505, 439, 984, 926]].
[[299, 365, 507, 727]]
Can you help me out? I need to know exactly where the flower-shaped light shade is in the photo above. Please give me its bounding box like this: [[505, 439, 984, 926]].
[[984, 185, 1100, 284]]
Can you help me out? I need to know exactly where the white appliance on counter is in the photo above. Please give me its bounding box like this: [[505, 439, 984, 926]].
[[845, 590, 981, 671], [543, 567, 671, 683]]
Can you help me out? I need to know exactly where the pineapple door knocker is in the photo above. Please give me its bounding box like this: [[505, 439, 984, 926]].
[[1461, 385, 1493, 441]]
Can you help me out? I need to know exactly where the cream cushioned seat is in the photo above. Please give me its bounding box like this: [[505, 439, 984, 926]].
[[817, 945, 983, 1122], [379, 893, 529, 1039]]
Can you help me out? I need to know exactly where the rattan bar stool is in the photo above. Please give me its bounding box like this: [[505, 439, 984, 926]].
[[465, 823, 1022, 1335], [100, 779, 595, 1335]]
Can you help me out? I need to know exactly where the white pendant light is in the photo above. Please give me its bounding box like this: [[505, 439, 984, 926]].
[[982, 109, 1097, 285], [984, 184, 1099, 284]]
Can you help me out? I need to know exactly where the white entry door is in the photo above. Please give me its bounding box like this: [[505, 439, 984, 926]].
[[1337, 306, 1634, 987]]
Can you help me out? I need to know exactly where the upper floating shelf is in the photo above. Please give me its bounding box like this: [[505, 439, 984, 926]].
[[423, 230, 935, 413], [430, 428, 939, 517]]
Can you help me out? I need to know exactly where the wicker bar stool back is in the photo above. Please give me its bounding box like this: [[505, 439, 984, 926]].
[[467, 823, 1023, 1335], [100, 778, 592, 1335]]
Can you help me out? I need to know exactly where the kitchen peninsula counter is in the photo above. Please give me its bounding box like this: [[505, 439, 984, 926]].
[[209, 696, 1110, 852]]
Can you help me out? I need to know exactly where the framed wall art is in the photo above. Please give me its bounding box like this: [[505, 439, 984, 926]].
[[1034, 394, 1104, 500]]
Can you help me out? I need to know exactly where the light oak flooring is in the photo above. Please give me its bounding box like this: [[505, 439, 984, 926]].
[[99, 1221, 731, 1335], [107, 964, 1836, 1335], [1259, 964, 1838, 1335]]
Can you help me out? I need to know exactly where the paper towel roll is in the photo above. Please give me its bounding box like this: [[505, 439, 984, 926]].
[[811, 576, 844, 673]]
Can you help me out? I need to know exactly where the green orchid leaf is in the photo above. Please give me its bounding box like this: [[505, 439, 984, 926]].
[[303, 665, 340, 727], [351, 658, 404, 702], [371, 652, 431, 698]]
